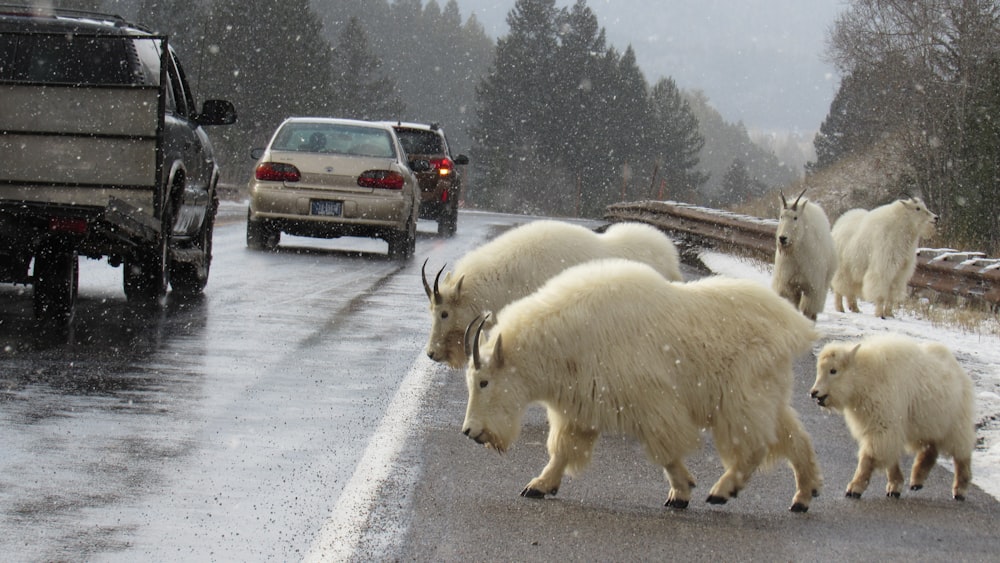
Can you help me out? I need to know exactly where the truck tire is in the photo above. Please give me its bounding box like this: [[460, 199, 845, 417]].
[[33, 245, 79, 324], [246, 209, 279, 250], [437, 206, 458, 237], [387, 218, 416, 260], [124, 207, 171, 305], [171, 197, 216, 295]]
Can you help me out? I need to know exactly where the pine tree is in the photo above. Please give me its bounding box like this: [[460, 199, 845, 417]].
[[329, 17, 404, 120], [648, 77, 707, 200]]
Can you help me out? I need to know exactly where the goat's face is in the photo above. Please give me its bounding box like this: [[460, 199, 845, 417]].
[[423, 261, 469, 368], [461, 329, 526, 453], [776, 188, 808, 251], [901, 197, 939, 239], [809, 343, 860, 410]]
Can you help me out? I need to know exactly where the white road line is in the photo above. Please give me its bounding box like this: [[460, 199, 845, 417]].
[[304, 353, 437, 562]]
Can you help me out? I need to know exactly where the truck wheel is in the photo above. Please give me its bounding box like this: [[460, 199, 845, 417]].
[[388, 218, 416, 260], [33, 245, 79, 324], [437, 206, 458, 237], [246, 209, 279, 250], [171, 197, 216, 295], [124, 208, 171, 305]]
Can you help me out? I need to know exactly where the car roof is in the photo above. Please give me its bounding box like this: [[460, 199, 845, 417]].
[[280, 117, 399, 133], [0, 5, 149, 34]]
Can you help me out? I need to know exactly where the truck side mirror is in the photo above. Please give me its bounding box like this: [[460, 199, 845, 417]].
[[454, 154, 470, 165], [197, 100, 237, 126]]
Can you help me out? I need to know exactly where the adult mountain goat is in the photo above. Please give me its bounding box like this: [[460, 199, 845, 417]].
[[423, 220, 682, 368], [772, 189, 837, 320], [810, 334, 974, 501], [829, 197, 938, 318], [462, 259, 823, 512]]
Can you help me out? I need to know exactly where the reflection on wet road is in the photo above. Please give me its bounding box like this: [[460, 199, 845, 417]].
[[0, 210, 504, 560]]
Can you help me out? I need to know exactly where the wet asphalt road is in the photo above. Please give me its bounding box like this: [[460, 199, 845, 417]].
[[1, 207, 998, 562]]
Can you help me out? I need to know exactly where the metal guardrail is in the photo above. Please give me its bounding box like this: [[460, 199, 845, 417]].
[[606, 200, 1000, 310]]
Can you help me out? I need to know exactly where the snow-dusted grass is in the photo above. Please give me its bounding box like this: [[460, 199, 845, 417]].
[[700, 251, 1000, 502]]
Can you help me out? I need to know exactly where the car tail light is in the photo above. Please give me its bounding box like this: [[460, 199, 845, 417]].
[[431, 157, 453, 177], [49, 217, 88, 234], [358, 170, 405, 190], [255, 162, 300, 182]]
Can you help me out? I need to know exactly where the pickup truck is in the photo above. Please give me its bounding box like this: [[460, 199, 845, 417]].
[[0, 6, 235, 324]]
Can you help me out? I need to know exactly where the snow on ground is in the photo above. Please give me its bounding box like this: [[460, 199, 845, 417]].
[[699, 250, 1000, 502]]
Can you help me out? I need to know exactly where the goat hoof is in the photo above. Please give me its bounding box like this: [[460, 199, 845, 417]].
[[845, 491, 862, 499], [910, 484, 923, 491], [954, 494, 966, 502], [706, 495, 728, 505], [887, 491, 901, 499], [812, 488, 820, 498], [789, 502, 809, 513], [520, 487, 547, 499], [665, 498, 689, 509]]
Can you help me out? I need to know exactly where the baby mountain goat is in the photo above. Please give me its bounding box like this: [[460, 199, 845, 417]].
[[810, 334, 974, 501]]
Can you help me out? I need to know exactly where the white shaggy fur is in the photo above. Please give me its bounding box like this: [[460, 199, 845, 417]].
[[772, 192, 837, 320], [423, 220, 682, 368], [810, 334, 974, 500], [462, 259, 823, 512], [829, 197, 938, 318], [829, 208, 868, 314]]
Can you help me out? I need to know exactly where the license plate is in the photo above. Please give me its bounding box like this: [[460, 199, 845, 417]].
[[311, 200, 342, 216]]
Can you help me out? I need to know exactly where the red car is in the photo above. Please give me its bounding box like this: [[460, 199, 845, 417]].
[[385, 122, 469, 237]]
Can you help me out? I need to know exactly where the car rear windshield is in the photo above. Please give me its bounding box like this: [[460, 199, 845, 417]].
[[0, 32, 143, 84], [395, 129, 444, 155], [271, 123, 396, 158]]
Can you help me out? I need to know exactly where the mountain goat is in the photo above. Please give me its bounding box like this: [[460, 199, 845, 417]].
[[810, 334, 974, 501], [772, 189, 837, 320], [830, 208, 869, 314], [829, 197, 938, 318], [423, 220, 682, 368], [462, 259, 823, 512]]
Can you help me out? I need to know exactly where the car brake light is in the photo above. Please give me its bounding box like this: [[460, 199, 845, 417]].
[[358, 170, 405, 190], [431, 157, 453, 177], [49, 217, 88, 234], [256, 162, 300, 182]]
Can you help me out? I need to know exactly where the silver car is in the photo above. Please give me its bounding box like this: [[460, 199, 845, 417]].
[[246, 118, 427, 259]]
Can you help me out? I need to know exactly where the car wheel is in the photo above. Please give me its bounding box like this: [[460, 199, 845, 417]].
[[33, 243, 78, 324], [246, 209, 279, 250], [124, 205, 171, 306]]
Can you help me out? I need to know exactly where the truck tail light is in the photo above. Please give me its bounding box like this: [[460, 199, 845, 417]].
[[255, 162, 300, 182], [49, 217, 88, 234], [358, 170, 405, 190], [431, 157, 453, 177]]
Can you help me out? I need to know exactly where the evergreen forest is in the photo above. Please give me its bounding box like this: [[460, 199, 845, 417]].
[[45, 0, 803, 220]]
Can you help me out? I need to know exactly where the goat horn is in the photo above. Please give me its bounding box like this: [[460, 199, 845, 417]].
[[464, 314, 482, 359], [421, 259, 432, 300], [433, 264, 446, 305], [793, 187, 807, 209], [472, 314, 490, 370], [780, 191, 788, 209]]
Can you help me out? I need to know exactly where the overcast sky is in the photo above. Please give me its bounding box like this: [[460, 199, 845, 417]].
[[449, 0, 845, 135]]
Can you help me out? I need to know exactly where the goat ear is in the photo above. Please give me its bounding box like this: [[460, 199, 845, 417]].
[[454, 275, 465, 298], [493, 334, 504, 369]]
